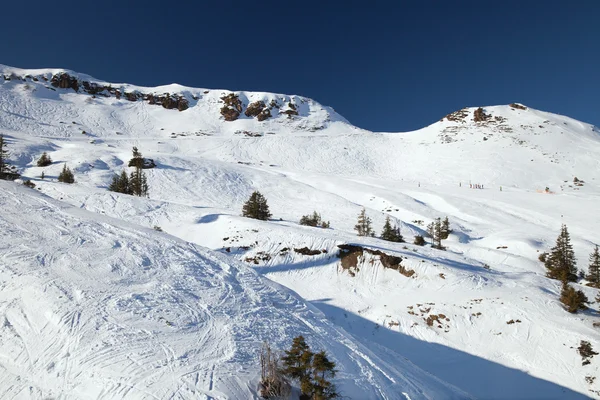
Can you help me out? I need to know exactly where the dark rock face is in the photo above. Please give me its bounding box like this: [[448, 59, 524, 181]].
[[51, 73, 79, 92], [220, 93, 243, 121]]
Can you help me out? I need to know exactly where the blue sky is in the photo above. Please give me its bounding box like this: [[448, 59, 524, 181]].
[[1, 1, 598, 131]]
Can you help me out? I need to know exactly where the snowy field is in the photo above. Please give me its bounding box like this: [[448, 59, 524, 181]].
[[1, 65, 600, 399]]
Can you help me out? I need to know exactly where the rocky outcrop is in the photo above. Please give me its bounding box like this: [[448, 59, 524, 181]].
[[245, 101, 272, 121], [47, 73, 189, 111], [337, 244, 414, 278], [244, 101, 265, 118], [509, 103, 527, 110], [281, 102, 298, 118], [220, 93, 243, 121], [442, 108, 469, 123], [51, 73, 79, 92], [473, 107, 491, 122]]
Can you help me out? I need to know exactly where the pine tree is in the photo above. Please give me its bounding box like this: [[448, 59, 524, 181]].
[[281, 336, 313, 382], [380, 216, 403, 242], [57, 164, 75, 183], [545, 224, 578, 283], [440, 216, 451, 239], [281, 336, 338, 400], [586, 245, 600, 288], [0, 134, 19, 180], [311, 351, 339, 399], [128, 146, 144, 168], [36, 152, 53, 167], [109, 170, 132, 194], [129, 166, 148, 197], [354, 208, 373, 237], [242, 191, 271, 220], [560, 282, 588, 313]]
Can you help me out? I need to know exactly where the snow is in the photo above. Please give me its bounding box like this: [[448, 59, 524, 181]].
[[1, 65, 600, 398]]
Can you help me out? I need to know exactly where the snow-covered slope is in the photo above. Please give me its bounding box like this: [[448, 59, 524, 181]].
[[2, 64, 600, 399], [0, 181, 466, 399]]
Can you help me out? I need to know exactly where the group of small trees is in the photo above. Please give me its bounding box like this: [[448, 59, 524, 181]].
[[58, 164, 75, 183], [426, 217, 450, 250], [108, 147, 149, 197], [353, 209, 404, 242], [241, 193, 332, 228], [300, 211, 330, 229], [543, 224, 597, 313], [259, 336, 338, 400]]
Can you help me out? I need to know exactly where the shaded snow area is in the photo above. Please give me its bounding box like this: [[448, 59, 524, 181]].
[[1, 65, 600, 399]]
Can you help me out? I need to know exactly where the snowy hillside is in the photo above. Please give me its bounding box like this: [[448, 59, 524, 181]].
[[2, 64, 600, 399], [0, 182, 466, 399]]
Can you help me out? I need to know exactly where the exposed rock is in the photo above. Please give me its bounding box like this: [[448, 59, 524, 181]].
[[245, 100, 272, 121], [51, 73, 79, 92], [473, 107, 491, 122], [245, 101, 266, 118], [337, 244, 415, 277], [46, 73, 188, 111], [281, 102, 298, 118], [294, 247, 325, 256], [124, 92, 142, 102], [257, 108, 271, 121], [509, 103, 527, 110], [442, 108, 469, 123], [220, 93, 243, 121]]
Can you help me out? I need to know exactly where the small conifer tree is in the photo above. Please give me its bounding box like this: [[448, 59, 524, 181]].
[[109, 170, 132, 194], [242, 191, 271, 220], [586, 245, 600, 287], [36, 152, 52, 167], [281, 336, 313, 382], [545, 224, 578, 283], [559, 282, 588, 313], [129, 166, 148, 197], [354, 208, 374, 237], [57, 164, 75, 183], [441, 216, 451, 239], [128, 146, 144, 168], [311, 351, 338, 399], [280, 336, 338, 399]]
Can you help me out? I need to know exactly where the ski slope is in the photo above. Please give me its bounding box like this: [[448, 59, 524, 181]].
[[1, 64, 600, 399], [0, 182, 468, 399]]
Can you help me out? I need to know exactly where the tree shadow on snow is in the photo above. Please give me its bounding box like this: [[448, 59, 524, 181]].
[[311, 300, 590, 400]]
